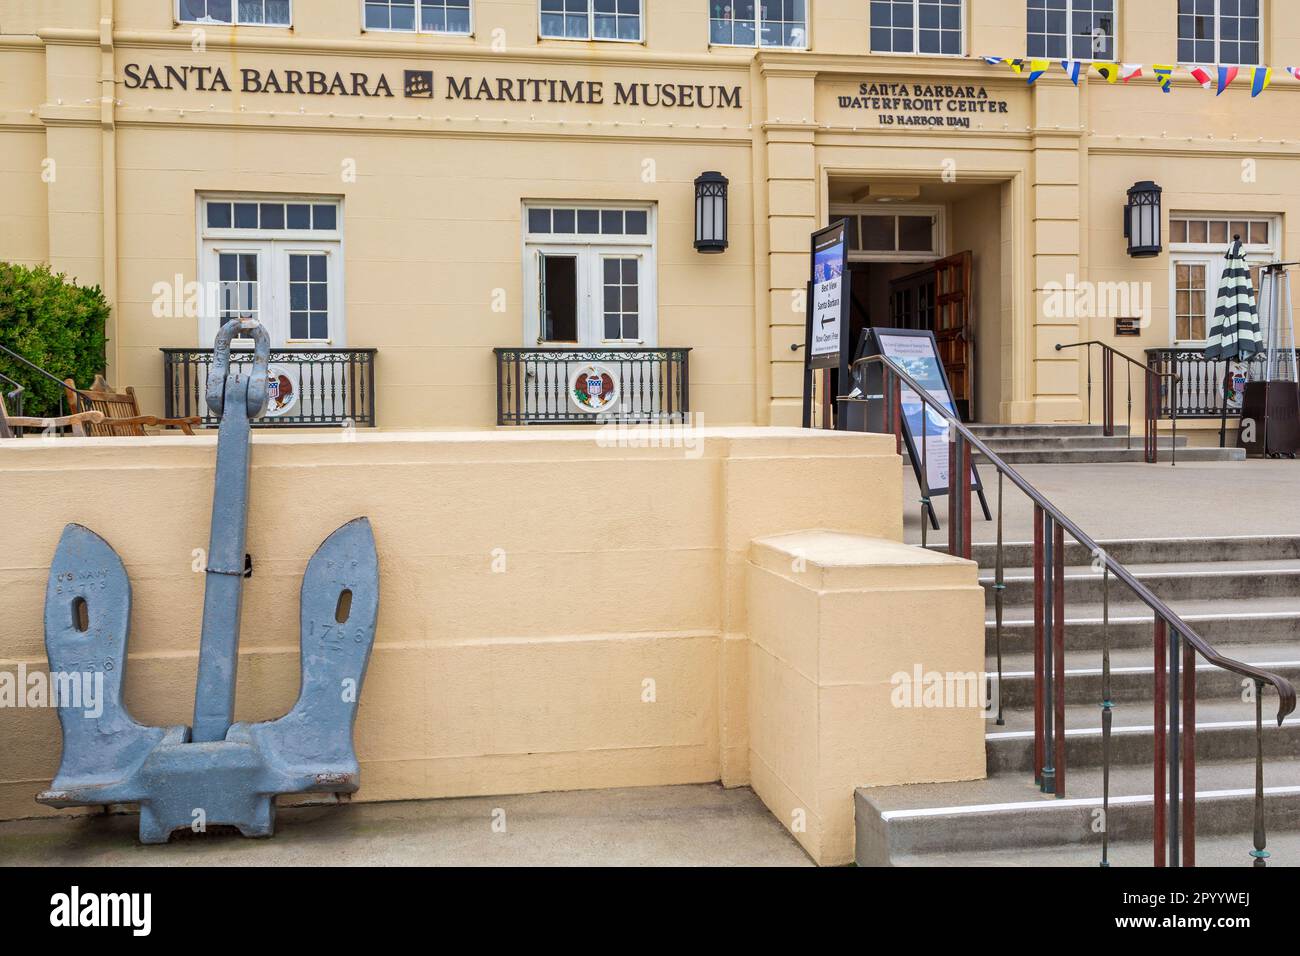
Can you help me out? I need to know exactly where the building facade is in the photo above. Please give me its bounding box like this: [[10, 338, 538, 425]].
[[1, 0, 1296, 430]]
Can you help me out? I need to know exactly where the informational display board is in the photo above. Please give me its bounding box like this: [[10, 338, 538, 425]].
[[808, 222, 848, 371], [863, 328, 983, 497]]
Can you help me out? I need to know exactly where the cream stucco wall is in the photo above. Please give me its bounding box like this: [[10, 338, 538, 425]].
[[2, 0, 1298, 430], [0, 427, 916, 828]]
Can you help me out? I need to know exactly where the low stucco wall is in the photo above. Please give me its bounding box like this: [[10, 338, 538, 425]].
[[0, 426, 903, 823], [746, 531, 987, 865]]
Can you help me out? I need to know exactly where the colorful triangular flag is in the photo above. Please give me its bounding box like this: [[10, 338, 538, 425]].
[[1287, 66, 1300, 81], [982, 56, 1005, 66], [1120, 64, 1144, 83], [1005, 58, 1025, 74], [1153, 65, 1174, 93], [1060, 60, 1083, 85], [1217, 65, 1239, 95], [1025, 59, 1050, 84], [1094, 62, 1120, 84], [1189, 66, 1214, 89], [1250, 66, 1273, 96]]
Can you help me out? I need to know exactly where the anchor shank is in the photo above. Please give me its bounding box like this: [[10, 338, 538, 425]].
[[192, 372, 257, 742]]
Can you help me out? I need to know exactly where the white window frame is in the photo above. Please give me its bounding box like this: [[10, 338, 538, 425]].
[[539, 0, 644, 43], [1026, 0, 1119, 63], [176, 0, 293, 27], [708, 1, 809, 50], [868, 0, 966, 57], [831, 203, 947, 264], [1177, 0, 1263, 67], [522, 203, 657, 346], [360, 0, 474, 36], [197, 194, 346, 348], [1167, 212, 1277, 346]]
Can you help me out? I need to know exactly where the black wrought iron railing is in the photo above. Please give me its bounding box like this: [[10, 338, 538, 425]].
[[161, 347, 377, 428], [494, 347, 690, 426], [1146, 348, 1269, 419], [848, 354, 1296, 867], [1056, 341, 1179, 464]]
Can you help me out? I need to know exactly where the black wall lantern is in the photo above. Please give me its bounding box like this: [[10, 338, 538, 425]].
[[694, 171, 729, 253], [1124, 180, 1163, 258]]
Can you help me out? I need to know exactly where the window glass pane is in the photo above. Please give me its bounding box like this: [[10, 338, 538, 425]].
[[553, 208, 576, 233], [601, 210, 624, 234], [234, 203, 259, 228], [861, 215, 895, 251], [312, 205, 337, 231], [528, 208, 552, 233], [259, 203, 284, 230], [1188, 220, 1208, 243], [1208, 219, 1228, 244], [287, 204, 312, 229], [625, 209, 648, 234], [577, 209, 600, 233], [898, 216, 932, 252], [207, 202, 232, 229], [1169, 219, 1187, 244], [1250, 221, 1269, 244]]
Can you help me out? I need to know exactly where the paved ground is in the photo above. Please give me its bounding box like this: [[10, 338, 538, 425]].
[[0, 785, 813, 867], [903, 458, 1300, 545]]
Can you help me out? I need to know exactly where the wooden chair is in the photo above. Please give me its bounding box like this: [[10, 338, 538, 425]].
[[0, 391, 103, 439], [63, 375, 202, 436]]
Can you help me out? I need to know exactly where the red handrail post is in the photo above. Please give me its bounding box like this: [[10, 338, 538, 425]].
[[948, 435, 957, 555], [891, 373, 903, 456], [1033, 505, 1045, 786], [1053, 520, 1066, 797], [1184, 639, 1197, 867], [1154, 618, 1168, 866]]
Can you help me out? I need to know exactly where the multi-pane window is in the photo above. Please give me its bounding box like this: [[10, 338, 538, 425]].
[[1026, 0, 1115, 60], [709, 1, 807, 49], [836, 210, 939, 257], [1178, 0, 1260, 65], [364, 0, 472, 33], [870, 0, 963, 55], [178, 0, 291, 24], [289, 254, 330, 341], [540, 0, 643, 41], [526, 206, 649, 236], [1170, 214, 1275, 343], [602, 258, 640, 340], [218, 253, 260, 324], [207, 200, 338, 232]]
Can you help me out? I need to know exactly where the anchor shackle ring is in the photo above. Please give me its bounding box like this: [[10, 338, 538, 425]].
[[206, 319, 272, 419]]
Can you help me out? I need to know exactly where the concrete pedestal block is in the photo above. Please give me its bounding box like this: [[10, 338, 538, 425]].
[[746, 531, 986, 866]]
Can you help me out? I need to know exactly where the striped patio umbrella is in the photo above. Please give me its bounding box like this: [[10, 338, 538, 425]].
[[1205, 238, 1263, 360], [1205, 237, 1263, 446]]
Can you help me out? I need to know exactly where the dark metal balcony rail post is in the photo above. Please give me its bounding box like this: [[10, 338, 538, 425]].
[[947, 432, 971, 559], [161, 348, 377, 428], [1102, 347, 1115, 437], [1057, 342, 1180, 465], [1170, 626, 1182, 866], [848, 351, 1297, 866]]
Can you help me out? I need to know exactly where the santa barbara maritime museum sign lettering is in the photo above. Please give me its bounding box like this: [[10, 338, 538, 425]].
[[122, 63, 742, 109]]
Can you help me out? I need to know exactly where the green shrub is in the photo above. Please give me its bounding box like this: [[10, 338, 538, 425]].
[[0, 263, 109, 418]]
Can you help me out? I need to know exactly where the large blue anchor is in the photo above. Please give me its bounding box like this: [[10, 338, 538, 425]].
[[37, 319, 380, 844]]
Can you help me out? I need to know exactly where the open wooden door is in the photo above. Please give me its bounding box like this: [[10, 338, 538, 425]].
[[934, 251, 973, 420]]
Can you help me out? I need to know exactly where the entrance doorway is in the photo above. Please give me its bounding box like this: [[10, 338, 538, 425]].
[[830, 179, 1003, 422]]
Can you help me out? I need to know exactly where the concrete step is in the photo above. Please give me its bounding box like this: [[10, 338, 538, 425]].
[[993, 645, 1300, 710], [973, 446, 1245, 464], [855, 758, 1300, 864], [986, 597, 1300, 655], [983, 560, 1300, 608], [886, 830, 1300, 866], [967, 424, 1130, 439], [976, 435, 1188, 452], [962, 535, 1300, 570], [985, 701, 1300, 774]]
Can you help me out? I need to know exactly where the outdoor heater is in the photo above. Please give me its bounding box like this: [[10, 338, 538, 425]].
[[1124, 180, 1163, 258], [694, 171, 729, 253]]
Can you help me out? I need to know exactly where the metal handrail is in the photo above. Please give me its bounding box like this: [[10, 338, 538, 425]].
[[850, 351, 1296, 867], [0, 343, 97, 416], [1056, 340, 1180, 465]]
